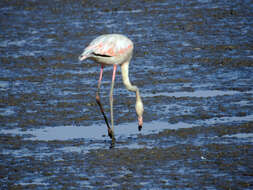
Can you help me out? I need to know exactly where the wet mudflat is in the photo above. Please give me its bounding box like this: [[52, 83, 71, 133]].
[[1, 0, 253, 189]]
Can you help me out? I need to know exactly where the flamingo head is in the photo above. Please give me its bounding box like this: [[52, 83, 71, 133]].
[[136, 98, 144, 131]]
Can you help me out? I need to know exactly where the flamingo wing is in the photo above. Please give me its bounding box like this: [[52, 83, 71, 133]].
[[86, 34, 133, 57]]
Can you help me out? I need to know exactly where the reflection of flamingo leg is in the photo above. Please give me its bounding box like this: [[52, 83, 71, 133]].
[[110, 65, 117, 137], [95, 65, 113, 139]]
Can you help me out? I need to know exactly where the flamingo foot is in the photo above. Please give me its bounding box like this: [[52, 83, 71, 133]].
[[110, 138, 115, 148], [108, 128, 115, 140], [138, 125, 142, 131]]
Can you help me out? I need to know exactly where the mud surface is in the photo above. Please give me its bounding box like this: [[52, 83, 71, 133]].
[[1, 0, 253, 189]]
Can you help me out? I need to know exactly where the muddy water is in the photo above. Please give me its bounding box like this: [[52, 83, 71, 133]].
[[1, 0, 253, 189]]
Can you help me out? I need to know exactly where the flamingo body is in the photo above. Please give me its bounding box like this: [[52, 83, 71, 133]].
[[79, 34, 133, 65], [79, 34, 143, 139]]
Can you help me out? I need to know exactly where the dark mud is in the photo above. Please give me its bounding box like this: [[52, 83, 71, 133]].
[[1, 0, 253, 189]]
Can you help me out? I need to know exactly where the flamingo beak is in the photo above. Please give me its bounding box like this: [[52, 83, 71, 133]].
[[138, 116, 143, 131]]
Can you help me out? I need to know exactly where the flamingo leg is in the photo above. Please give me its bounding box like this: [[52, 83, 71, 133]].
[[110, 64, 117, 139], [96, 65, 113, 139]]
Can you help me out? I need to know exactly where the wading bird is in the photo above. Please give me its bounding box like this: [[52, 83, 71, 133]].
[[79, 34, 144, 140]]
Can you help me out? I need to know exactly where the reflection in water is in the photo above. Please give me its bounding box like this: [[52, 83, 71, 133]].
[[2, 114, 253, 142]]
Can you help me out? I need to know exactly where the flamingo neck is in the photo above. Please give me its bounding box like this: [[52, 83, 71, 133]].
[[121, 62, 144, 125], [121, 62, 137, 91]]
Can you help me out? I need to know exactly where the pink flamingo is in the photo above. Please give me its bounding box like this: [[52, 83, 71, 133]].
[[79, 34, 144, 140]]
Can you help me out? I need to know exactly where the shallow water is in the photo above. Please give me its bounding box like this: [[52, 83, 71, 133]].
[[1, 0, 253, 189]]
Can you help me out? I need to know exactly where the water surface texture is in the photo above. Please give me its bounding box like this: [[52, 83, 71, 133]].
[[1, 0, 253, 189]]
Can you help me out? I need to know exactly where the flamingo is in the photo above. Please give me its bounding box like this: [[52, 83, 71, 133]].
[[79, 34, 144, 140]]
